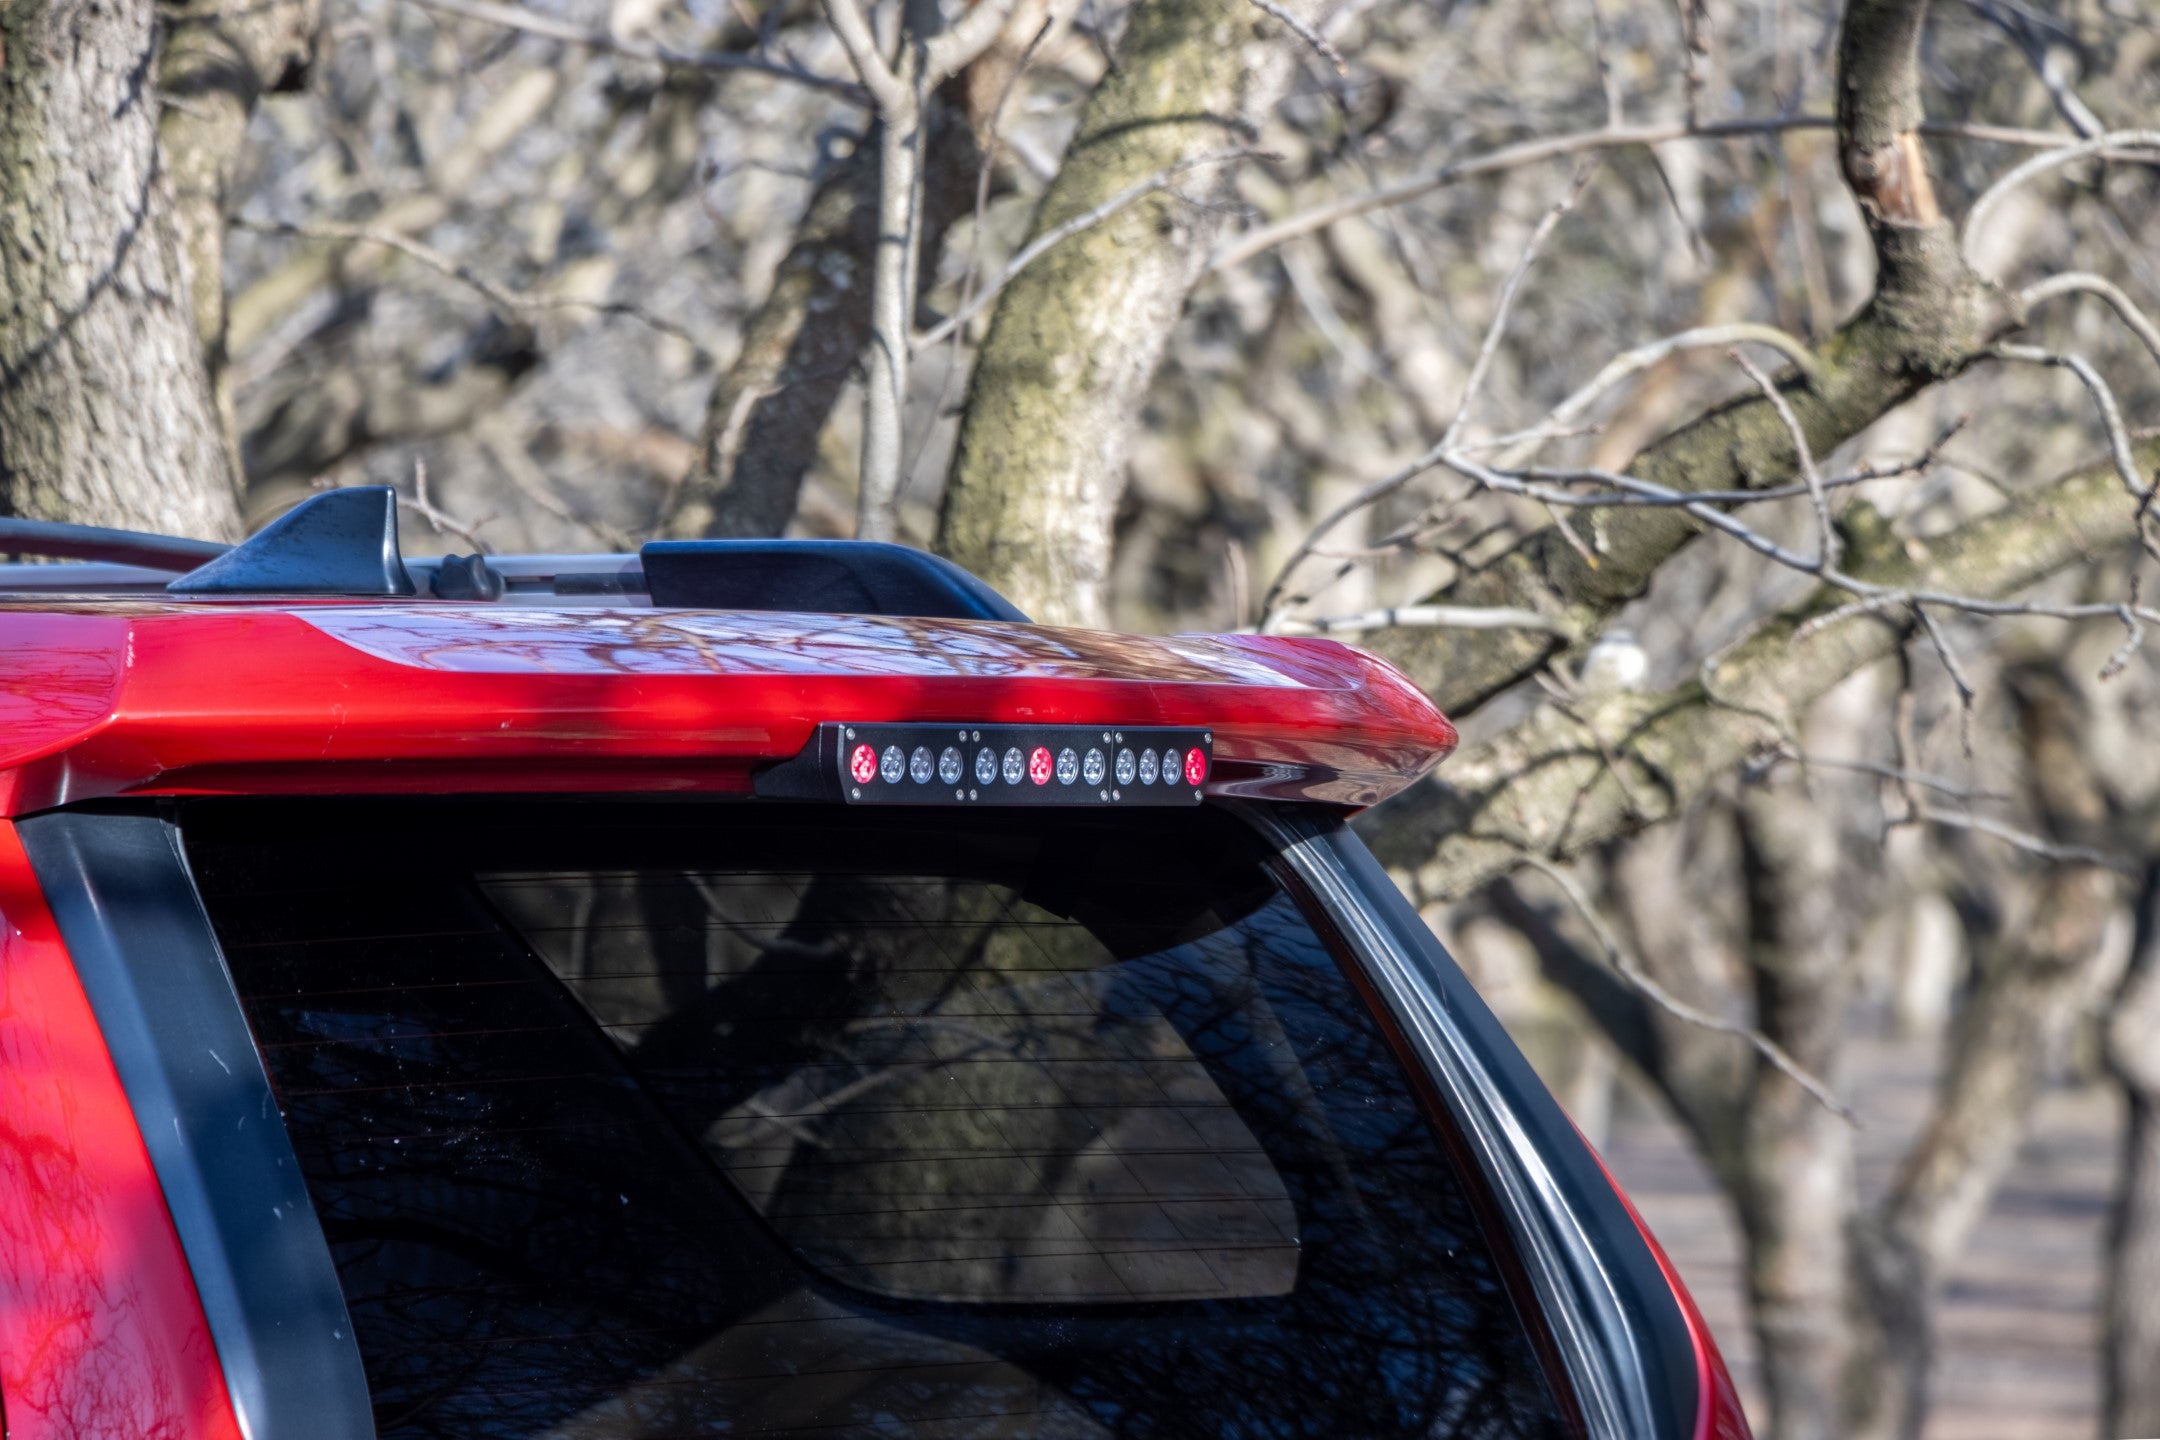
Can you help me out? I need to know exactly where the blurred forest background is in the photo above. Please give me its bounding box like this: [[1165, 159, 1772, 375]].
[[2, 0, 2157, 1432]]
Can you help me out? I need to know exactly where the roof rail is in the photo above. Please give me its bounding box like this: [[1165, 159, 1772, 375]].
[[4, 487, 1031, 622], [0, 516, 228, 571]]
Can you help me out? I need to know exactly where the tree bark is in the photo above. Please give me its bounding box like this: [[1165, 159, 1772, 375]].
[[0, 0, 241, 536], [1731, 783, 1859, 1440], [157, 0, 317, 476], [1846, 859, 2115, 1438], [937, 0, 1315, 626]]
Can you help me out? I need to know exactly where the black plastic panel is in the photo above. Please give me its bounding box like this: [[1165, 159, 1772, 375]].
[[641, 539, 1029, 621], [18, 811, 378, 1440], [834, 722, 1211, 806]]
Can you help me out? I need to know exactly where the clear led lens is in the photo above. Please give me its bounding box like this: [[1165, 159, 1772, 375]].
[[975, 747, 998, 785], [1003, 747, 1026, 784], [1161, 747, 1180, 783], [1138, 748, 1160, 784], [939, 746, 964, 784], [1082, 748, 1106, 786], [1115, 748, 1137, 785], [910, 746, 935, 783], [880, 745, 906, 783], [850, 744, 879, 785], [1055, 748, 1080, 785]]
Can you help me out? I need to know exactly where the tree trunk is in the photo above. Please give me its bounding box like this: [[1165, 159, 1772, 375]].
[[2103, 862, 2160, 1440], [157, 0, 318, 478], [1731, 783, 1859, 1440], [936, 0, 1314, 626], [0, 0, 241, 536], [1845, 664, 2120, 1440]]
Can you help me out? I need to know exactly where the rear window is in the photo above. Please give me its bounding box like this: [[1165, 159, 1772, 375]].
[[183, 801, 1570, 1440]]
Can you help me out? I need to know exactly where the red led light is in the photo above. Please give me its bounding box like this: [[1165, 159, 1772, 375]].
[[849, 743, 878, 785], [1028, 746, 1054, 785], [1184, 747, 1208, 785]]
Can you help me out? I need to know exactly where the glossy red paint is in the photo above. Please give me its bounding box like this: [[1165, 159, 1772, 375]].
[[0, 604, 1457, 815], [0, 821, 245, 1440]]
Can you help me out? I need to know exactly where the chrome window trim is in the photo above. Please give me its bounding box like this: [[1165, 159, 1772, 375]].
[[1239, 802, 1686, 1440]]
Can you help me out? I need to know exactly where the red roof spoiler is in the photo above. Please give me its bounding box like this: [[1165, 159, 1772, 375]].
[[0, 606, 1456, 815]]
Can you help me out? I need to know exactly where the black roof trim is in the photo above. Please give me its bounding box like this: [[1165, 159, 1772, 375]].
[[0, 515, 228, 571], [640, 539, 1029, 621]]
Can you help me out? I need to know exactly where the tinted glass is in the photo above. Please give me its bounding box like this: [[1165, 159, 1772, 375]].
[[185, 802, 1570, 1440]]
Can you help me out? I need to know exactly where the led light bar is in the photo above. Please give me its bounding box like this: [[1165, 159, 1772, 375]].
[[832, 723, 1211, 806]]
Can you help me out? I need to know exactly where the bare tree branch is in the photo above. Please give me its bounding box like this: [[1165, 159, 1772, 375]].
[[819, 0, 910, 111], [407, 0, 868, 101], [1273, 603, 1572, 636], [1515, 854, 1857, 1122], [1362, 440, 2160, 911], [1962, 129, 2160, 276], [1260, 167, 1592, 620], [1731, 347, 1838, 572], [235, 217, 716, 362], [1209, 115, 2108, 273], [2019, 272, 2160, 371], [1492, 323, 1822, 468], [1246, 0, 1348, 74]]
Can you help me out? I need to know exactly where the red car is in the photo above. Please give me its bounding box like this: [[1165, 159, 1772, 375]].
[[0, 488, 1746, 1440]]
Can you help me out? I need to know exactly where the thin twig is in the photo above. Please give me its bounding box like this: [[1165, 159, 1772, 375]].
[[1919, 808, 2131, 870], [2099, 582, 2145, 682], [402, 458, 494, 554], [1786, 752, 2010, 804], [1247, 0, 1348, 74], [1261, 165, 1593, 622], [404, 0, 865, 102], [1272, 603, 1570, 636], [1517, 854, 1858, 1124], [1992, 343, 2156, 528], [1494, 323, 1822, 468], [1731, 347, 1839, 572], [1961, 129, 2160, 277], [1210, 115, 2119, 274], [236, 217, 715, 364], [1912, 602, 1978, 757], [2019, 272, 2160, 372]]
